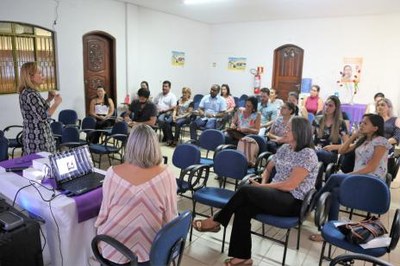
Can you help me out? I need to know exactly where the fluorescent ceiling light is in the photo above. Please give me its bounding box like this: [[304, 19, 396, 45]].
[[184, 0, 227, 5]]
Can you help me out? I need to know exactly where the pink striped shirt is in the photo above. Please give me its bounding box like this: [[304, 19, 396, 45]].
[[95, 166, 178, 263]]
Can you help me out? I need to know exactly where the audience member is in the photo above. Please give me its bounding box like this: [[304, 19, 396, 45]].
[[18, 62, 62, 154], [266, 101, 296, 153], [221, 84, 236, 127], [154, 80, 177, 142], [365, 92, 384, 114], [258, 88, 278, 136], [193, 117, 318, 266], [164, 87, 194, 146], [376, 98, 400, 148], [189, 84, 227, 141], [225, 96, 260, 145], [309, 114, 392, 242], [89, 86, 115, 143], [95, 124, 177, 265], [312, 95, 348, 169], [140, 80, 149, 91], [123, 88, 157, 127], [288, 91, 308, 118], [304, 85, 323, 115], [221, 84, 236, 113]]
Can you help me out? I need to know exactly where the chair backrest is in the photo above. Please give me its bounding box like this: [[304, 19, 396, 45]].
[[314, 162, 325, 191], [214, 149, 248, 181], [389, 208, 400, 251], [81, 116, 97, 131], [111, 121, 128, 141], [58, 109, 78, 126], [172, 144, 201, 170], [339, 175, 390, 215], [149, 210, 192, 266], [233, 96, 239, 108], [329, 253, 392, 266], [50, 121, 64, 136], [92, 211, 192, 266], [61, 127, 80, 143], [0, 130, 9, 162], [246, 134, 267, 153], [193, 94, 203, 104], [198, 129, 225, 152]]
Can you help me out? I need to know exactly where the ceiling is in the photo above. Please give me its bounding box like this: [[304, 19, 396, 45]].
[[117, 0, 400, 24]]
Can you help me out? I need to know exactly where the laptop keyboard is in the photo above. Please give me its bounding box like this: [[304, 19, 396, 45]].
[[61, 172, 104, 195]]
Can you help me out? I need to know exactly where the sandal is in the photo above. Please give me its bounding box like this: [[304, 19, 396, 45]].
[[309, 234, 324, 242], [192, 219, 221, 233], [224, 258, 253, 266]]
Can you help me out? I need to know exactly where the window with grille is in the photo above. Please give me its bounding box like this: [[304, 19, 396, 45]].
[[0, 22, 57, 94]]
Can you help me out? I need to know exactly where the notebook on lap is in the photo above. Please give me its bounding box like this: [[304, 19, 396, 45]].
[[49, 145, 105, 196]]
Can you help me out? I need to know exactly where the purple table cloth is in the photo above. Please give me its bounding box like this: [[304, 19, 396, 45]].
[[1, 153, 103, 223], [341, 104, 367, 125]]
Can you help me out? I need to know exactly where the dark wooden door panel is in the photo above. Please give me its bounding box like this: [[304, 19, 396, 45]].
[[272, 44, 304, 100], [83, 33, 116, 115]]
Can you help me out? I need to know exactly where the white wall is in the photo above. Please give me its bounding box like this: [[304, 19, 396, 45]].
[[133, 8, 211, 97], [1, 0, 399, 130], [0, 0, 211, 129], [0, 0, 129, 128], [210, 14, 400, 112]]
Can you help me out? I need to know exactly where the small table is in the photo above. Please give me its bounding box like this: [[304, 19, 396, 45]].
[[341, 103, 367, 125]]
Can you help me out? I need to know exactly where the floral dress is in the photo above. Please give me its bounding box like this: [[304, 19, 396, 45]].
[[19, 87, 56, 154], [354, 136, 392, 179]]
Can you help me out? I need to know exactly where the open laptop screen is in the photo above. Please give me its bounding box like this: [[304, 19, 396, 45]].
[[49, 145, 94, 184]]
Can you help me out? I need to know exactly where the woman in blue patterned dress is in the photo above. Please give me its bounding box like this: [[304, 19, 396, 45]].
[[193, 117, 318, 265], [18, 62, 62, 155]]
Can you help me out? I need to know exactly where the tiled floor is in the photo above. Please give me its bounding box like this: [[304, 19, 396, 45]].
[[156, 143, 400, 266], [90, 141, 400, 266]]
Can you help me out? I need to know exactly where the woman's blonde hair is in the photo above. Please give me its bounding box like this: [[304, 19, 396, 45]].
[[182, 87, 191, 98], [18, 62, 40, 93], [124, 124, 162, 168], [377, 98, 394, 117]]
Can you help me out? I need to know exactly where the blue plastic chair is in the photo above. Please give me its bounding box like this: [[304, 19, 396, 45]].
[[173, 143, 210, 197], [253, 188, 316, 265], [92, 210, 192, 266], [193, 94, 204, 110], [0, 130, 9, 162], [58, 109, 79, 128], [192, 129, 225, 167], [89, 121, 128, 168], [190, 149, 248, 252], [315, 175, 399, 266], [59, 126, 86, 150], [2, 125, 23, 158], [330, 253, 393, 266]]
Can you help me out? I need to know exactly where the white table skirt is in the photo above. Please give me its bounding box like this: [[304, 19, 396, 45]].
[[0, 172, 98, 266]]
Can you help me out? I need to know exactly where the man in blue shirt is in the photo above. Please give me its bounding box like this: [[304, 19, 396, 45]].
[[189, 84, 227, 141]]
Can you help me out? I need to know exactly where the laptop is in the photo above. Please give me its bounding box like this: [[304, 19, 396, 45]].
[[49, 145, 105, 196]]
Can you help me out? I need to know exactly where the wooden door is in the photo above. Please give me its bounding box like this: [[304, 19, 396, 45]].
[[272, 44, 304, 100], [83, 32, 116, 115]]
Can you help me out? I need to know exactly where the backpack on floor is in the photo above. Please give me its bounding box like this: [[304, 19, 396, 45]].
[[237, 136, 259, 167]]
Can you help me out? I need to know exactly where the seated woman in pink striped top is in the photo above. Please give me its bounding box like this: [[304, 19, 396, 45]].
[[95, 124, 177, 265]]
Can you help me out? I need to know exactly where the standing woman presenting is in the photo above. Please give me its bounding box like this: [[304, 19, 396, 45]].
[[19, 62, 62, 154]]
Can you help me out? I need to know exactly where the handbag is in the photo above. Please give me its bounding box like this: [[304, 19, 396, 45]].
[[226, 128, 246, 141], [337, 216, 388, 244]]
